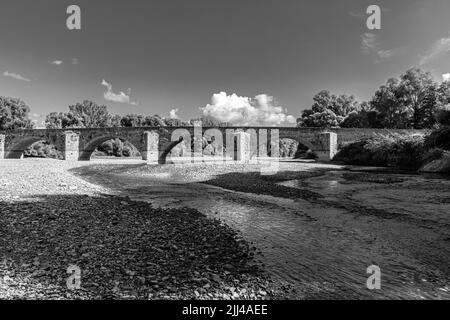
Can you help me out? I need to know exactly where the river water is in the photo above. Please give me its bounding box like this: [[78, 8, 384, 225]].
[[74, 162, 450, 300]]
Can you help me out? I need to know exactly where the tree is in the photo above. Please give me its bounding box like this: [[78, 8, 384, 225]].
[[143, 115, 166, 127], [120, 114, 145, 127], [45, 111, 83, 128], [297, 91, 359, 127], [370, 78, 409, 128], [68, 100, 111, 128], [435, 107, 450, 126], [45, 100, 112, 129], [190, 117, 217, 127], [164, 118, 183, 127], [0, 96, 34, 130], [107, 114, 123, 127], [340, 111, 369, 128], [437, 80, 450, 107], [398, 68, 437, 129], [298, 109, 340, 127]]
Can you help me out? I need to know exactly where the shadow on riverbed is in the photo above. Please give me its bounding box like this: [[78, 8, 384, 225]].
[[0, 194, 280, 300]]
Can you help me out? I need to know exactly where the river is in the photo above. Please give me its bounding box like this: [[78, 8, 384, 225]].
[[73, 161, 450, 300]]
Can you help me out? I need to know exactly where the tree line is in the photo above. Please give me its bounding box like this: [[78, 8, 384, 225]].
[[297, 68, 450, 129], [2, 67, 450, 133], [2, 67, 450, 132]]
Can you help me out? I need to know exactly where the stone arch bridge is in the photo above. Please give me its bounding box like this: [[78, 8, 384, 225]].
[[0, 126, 423, 163]]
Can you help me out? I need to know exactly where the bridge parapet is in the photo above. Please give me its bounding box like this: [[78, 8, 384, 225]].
[[0, 127, 425, 162]]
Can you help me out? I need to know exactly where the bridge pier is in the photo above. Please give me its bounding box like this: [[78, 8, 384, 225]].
[[315, 132, 338, 161], [64, 131, 80, 161], [0, 134, 5, 159], [142, 131, 159, 162], [234, 132, 251, 163]]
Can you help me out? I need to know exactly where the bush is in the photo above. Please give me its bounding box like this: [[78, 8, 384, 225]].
[[421, 148, 445, 165], [333, 140, 372, 165], [334, 133, 425, 169], [95, 139, 141, 158], [435, 109, 450, 126], [424, 126, 450, 151], [24, 141, 63, 160]]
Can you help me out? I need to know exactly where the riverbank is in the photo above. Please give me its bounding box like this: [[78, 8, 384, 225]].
[[0, 159, 280, 299]]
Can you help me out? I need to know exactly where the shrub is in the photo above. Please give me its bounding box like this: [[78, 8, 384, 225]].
[[421, 148, 445, 165], [24, 141, 63, 160], [424, 126, 450, 151], [333, 140, 372, 165], [435, 109, 450, 126], [122, 146, 131, 157], [334, 133, 425, 169]]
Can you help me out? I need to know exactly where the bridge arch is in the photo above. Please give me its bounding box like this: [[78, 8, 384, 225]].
[[158, 136, 184, 164], [278, 133, 315, 151], [5, 133, 65, 159], [79, 134, 143, 161], [167, 129, 192, 159]]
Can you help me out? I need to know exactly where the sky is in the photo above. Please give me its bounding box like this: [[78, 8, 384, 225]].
[[1, 0, 450, 127]]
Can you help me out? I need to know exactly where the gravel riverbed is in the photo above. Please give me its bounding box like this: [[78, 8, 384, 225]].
[[0, 159, 280, 299]]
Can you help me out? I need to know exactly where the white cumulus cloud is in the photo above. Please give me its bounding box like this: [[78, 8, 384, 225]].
[[3, 71, 31, 82], [200, 92, 296, 126], [443, 73, 450, 82], [169, 108, 179, 119], [101, 79, 138, 106]]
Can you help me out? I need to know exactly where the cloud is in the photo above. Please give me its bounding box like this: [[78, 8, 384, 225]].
[[3, 71, 31, 82], [169, 108, 179, 119], [443, 73, 450, 82], [361, 33, 379, 54], [50, 60, 63, 65], [419, 35, 450, 66], [360, 33, 396, 61], [200, 92, 296, 126], [349, 11, 365, 19], [377, 49, 394, 59], [101, 79, 138, 105]]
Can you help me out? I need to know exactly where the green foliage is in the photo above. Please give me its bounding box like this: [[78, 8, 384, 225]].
[[190, 116, 228, 127], [334, 134, 425, 169], [340, 111, 369, 128], [298, 91, 359, 127], [435, 108, 450, 126], [424, 126, 450, 151], [45, 100, 111, 128], [421, 148, 445, 165], [95, 138, 140, 158], [299, 68, 450, 129], [0, 96, 34, 130], [24, 141, 63, 159]]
